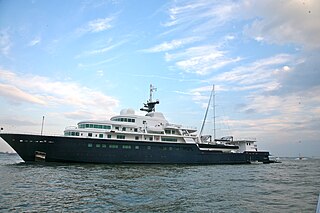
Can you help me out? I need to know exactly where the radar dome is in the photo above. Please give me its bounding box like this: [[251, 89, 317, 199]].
[[120, 108, 135, 115]]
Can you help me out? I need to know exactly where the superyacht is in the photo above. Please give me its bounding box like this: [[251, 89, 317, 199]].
[[0, 85, 271, 164]]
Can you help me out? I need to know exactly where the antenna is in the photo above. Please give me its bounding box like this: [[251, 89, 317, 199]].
[[41, 116, 45, 135], [149, 84, 157, 102], [140, 84, 160, 113]]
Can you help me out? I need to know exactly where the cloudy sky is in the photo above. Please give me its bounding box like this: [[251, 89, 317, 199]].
[[0, 0, 319, 157]]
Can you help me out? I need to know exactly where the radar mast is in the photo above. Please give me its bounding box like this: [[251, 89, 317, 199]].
[[140, 84, 160, 113]]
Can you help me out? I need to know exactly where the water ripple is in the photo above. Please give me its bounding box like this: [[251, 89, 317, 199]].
[[0, 154, 319, 212]]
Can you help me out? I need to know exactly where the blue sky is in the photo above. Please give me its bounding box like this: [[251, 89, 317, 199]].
[[0, 0, 319, 157]]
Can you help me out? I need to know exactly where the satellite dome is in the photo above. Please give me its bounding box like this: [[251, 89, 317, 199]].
[[120, 108, 135, 115]]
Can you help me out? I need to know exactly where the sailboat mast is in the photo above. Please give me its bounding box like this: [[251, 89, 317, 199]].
[[199, 85, 215, 138], [213, 85, 216, 141]]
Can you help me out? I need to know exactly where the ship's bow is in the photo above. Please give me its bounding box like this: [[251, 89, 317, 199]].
[[0, 133, 36, 162]]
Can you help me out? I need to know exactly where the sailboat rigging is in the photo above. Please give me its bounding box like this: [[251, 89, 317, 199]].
[[199, 85, 216, 143]]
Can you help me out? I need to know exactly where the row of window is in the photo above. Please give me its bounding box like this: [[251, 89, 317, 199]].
[[161, 137, 178, 142], [65, 131, 80, 136], [64, 131, 179, 142], [165, 129, 176, 135], [160, 146, 192, 151], [88, 143, 145, 150], [75, 125, 178, 136], [87, 143, 192, 151], [117, 135, 125, 139], [78, 123, 111, 129], [16, 139, 54, 144], [65, 132, 114, 139], [111, 117, 136, 123]]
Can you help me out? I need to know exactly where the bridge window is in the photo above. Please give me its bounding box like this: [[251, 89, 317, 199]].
[[78, 123, 111, 129], [161, 137, 177, 142], [112, 117, 135, 123], [117, 135, 125, 139]]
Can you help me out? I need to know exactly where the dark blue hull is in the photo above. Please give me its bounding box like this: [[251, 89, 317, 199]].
[[0, 133, 271, 164]]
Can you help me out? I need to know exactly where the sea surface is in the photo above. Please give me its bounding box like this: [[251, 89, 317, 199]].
[[0, 153, 319, 212]]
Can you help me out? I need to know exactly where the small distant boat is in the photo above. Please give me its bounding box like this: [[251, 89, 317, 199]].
[[295, 157, 307, 160], [269, 155, 281, 163], [295, 153, 307, 160]]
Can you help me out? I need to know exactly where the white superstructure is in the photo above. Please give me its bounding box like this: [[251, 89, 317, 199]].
[[63, 84, 260, 153], [65, 107, 197, 144]]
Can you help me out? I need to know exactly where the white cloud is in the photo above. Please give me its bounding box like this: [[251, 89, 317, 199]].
[[166, 44, 241, 75], [163, 2, 207, 27], [76, 17, 114, 35], [97, 70, 104, 77], [0, 69, 119, 119], [88, 18, 113, 32], [64, 110, 96, 120], [241, 95, 292, 114], [163, 1, 238, 34], [77, 57, 117, 68], [212, 54, 293, 87], [0, 29, 11, 56], [224, 35, 235, 41], [143, 37, 202, 53], [28, 36, 41, 46], [75, 40, 126, 58], [0, 83, 46, 105], [242, 0, 320, 50], [282, 66, 291, 72], [160, 1, 320, 146], [176, 85, 225, 109], [275, 51, 320, 94], [234, 87, 320, 135], [254, 36, 264, 42]]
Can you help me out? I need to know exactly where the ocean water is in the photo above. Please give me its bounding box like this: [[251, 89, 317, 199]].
[[0, 153, 319, 212]]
